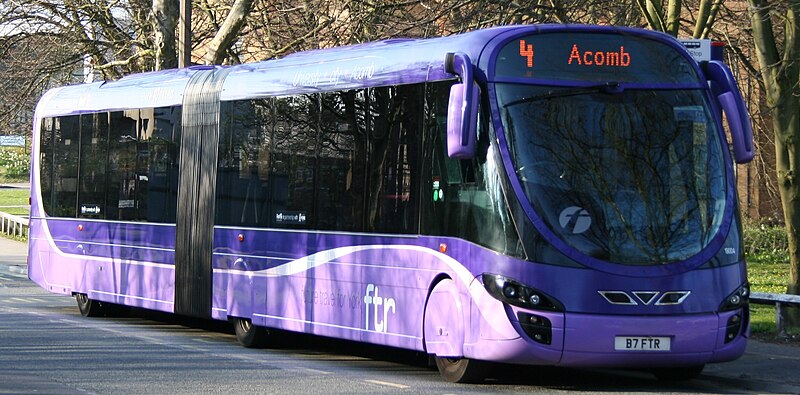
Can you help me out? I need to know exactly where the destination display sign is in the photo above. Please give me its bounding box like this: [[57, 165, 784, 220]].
[[494, 33, 698, 84]]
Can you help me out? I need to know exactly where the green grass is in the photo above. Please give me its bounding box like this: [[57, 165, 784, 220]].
[[0, 188, 30, 216], [0, 187, 30, 242], [746, 255, 800, 336]]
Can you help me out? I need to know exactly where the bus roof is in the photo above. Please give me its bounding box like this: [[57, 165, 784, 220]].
[[34, 24, 686, 118]]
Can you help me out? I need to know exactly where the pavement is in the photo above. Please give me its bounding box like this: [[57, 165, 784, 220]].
[[0, 182, 30, 278], [0, 236, 27, 277]]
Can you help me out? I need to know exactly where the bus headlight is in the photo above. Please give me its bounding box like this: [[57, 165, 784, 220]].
[[719, 283, 749, 311], [482, 273, 564, 312], [724, 310, 747, 343]]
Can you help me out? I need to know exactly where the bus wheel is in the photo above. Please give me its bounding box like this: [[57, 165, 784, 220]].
[[75, 293, 105, 317], [652, 365, 704, 381], [434, 356, 487, 383], [232, 317, 269, 348]]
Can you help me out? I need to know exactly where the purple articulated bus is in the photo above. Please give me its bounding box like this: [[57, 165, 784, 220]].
[[28, 24, 755, 382]]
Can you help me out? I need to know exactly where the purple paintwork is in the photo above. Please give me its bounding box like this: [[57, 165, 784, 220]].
[[28, 24, 751, 373], [704, 60, 755, 163], [446, 53, 479, 159]]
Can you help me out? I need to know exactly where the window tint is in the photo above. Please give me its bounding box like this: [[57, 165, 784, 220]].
[[39, 107, 181, 222], [215, 86, 422, 234], [318, 91, 366, 231], [107, 110, 141, 220], [143, 107, 182, 222], [420, 81, 523, 257], [78, 113, 108, 218], [270, 95, 318, 228], [216, 100, 272, 227], [366, 85, 422, 234], [39, 118, 55, 215], [53, 115, 79, 217]]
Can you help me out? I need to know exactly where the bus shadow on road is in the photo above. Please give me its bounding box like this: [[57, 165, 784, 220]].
[[85, 306, 757, 392]]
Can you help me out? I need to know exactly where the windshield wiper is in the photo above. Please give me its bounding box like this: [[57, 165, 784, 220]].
[[502, 82, 623, 108]]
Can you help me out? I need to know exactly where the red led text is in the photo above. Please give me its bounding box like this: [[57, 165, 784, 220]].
[[519, 39, 534, 67], [568, 44, 631, 67]]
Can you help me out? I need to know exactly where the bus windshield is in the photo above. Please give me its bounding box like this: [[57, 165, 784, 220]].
[[496, 84, 727, 265]]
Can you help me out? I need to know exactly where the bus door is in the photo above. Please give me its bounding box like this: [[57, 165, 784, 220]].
[[175, 68, 231, 318]]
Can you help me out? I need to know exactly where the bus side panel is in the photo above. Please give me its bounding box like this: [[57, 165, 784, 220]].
[[215, 230, 490, 351], [256, 243, 432, 351], [32, 219, 178, 313], [27, 219, 72, 295]]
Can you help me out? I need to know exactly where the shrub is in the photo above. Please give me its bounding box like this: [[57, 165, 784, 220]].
[[743, 218, 789, 263], [0, 148, 30, 181]]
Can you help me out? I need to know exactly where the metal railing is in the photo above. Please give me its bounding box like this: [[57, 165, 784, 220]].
[[750, 291, 800, 335], [0, 211, 28, 239]]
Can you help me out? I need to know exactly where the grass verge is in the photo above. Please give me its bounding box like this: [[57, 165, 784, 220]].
[[0, 188, 30, 216], [747, 255, 800, 337]]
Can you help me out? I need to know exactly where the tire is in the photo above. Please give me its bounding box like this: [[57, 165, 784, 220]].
[[434, 356, 488, 383], [232, 317, 269, 348], [75, 293, 105, 317], [652, 365, 704, 381]]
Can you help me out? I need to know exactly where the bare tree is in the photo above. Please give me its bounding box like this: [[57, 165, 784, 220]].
[[635, 0, 723, 37], [747, 0, 800, 321], [153, 0, 178, 70], [0, 1, 785, 250], [203, 0, 255, 64]]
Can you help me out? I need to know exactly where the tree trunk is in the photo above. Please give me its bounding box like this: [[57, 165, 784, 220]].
[[204, 0, 255, 65], [693, 0, 713, 38], [666, 0, 681, 36], [635, 0, 667, 32], [153, 0, 179, 70], [773, 92, 800, 326], [748, 0, 800, 326]]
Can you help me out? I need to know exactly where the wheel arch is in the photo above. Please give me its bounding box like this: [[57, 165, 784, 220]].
[[423, 274, 468, 357]]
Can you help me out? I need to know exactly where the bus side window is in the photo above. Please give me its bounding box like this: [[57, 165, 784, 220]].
[[78, 113, 109, 219], [365, 85, 422, 234], [41, 108, 181, 223], [39, 117, 55, 216], [107, 110, 140, 221], [421, 81, 522, 257], [318, 90, 366, 232], [144, 106, 181, 223], [50, 115, 80, 217], [270, 95, 318, 229], [216, 100, 271, 227]]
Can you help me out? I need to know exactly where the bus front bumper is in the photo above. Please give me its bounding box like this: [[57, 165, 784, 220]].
[[465, 309, 747, 368], [557, 310, 747, 367]]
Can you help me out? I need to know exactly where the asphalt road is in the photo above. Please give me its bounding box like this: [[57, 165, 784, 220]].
[[2, 237, 800, 394]]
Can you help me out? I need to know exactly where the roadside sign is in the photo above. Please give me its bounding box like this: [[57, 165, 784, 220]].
[[679, 39, 712, 62], [0, 136, 25, 147]]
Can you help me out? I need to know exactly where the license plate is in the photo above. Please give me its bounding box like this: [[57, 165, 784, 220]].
[[614, 336, 671, 351]]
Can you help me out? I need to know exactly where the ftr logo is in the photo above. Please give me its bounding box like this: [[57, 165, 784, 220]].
[[363, 284, 396, 333], [559, 206, 592, 234]]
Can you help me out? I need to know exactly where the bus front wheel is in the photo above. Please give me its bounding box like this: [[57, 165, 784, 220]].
[[75, 293, 105, 317], [232, 317, 269, 348], [434, 356, 487, 383]]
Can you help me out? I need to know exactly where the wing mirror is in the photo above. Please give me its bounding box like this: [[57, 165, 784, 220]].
[[445, 52, 479, 159], [705, 60, 755, 164]]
